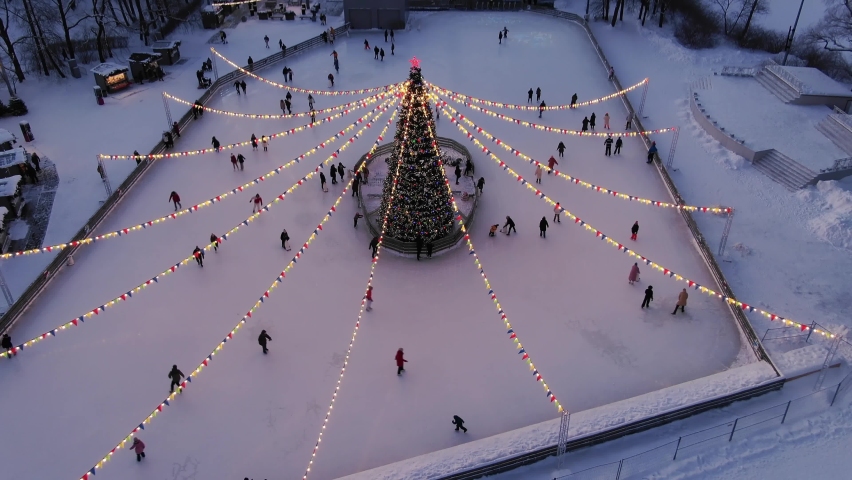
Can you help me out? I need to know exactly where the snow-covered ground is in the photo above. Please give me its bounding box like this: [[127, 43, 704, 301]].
[[695, 75, 846, 171], [0, 9, 766, 480]]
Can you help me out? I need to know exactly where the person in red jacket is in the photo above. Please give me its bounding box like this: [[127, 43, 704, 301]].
[[230, 154, 238, 171], [395, 348, 407, 375], [168, 191, 181, 211], [250, 193, 263, 213], [547, 156, 558, 174], [365, 285, 373, 311], [131, 437, 146, 462]]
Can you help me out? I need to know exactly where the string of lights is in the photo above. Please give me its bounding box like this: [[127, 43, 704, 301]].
[[433, 98, 729, 214], [74, 100, 400, 480], [164, 90, 395, 120], [101, 92, 396, 160], [426, 78, 648, 111], [3, 101, 395, 261], [439, 94, 676, 137], [3, 106, 393, 359], [302, 100, 407, 480], [422, 99, 564, 411], [211, 48, 405, 96], [436, 100, 830, 339]]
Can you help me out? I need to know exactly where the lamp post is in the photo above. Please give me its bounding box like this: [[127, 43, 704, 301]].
[[585, 0, 590, 20], [782, 0, 806, 66]]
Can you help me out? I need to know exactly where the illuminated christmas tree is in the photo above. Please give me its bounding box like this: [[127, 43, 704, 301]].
[[379, 58, 454, 242]]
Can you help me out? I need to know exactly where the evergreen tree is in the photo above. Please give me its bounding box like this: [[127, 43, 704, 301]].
[[379, 59, 454, 242], [0, 98, 8, 117], [8, 96, 27, 116]]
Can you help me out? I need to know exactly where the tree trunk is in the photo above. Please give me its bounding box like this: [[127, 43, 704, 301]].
[[33, 11, 66, 77], [0, 18, 24, 81], [740, 0, 760, 41], [603, 0, 610, 20], [56, 0, 77, 59], [123, 0, 137, 20], [109, 0, 126, 25], [642, 0, 649, 25], [619, 0, 624, 20], [134, 0, 149, 44], [21, 0, 49, 76], [658, 1, 665, 27], [611, 0, 622, 26]]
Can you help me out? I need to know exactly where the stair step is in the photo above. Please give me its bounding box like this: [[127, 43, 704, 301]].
[[752, 149, 816, 190], [755, 70, 800, 103], [761, 152, 816, 179], [816, 119, 852, 156], [752, 162, 805, 190]]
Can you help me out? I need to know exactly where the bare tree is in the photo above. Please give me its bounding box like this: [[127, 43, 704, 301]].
[[807, 0, 852, 52], [738, 0, 767, 40]]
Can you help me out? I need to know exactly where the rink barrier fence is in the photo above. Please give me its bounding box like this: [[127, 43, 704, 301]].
[[0, 24, 351, 334], [358, 137, 478, 254], [408, 0, 524, 11], [528, 6, 776, 371]]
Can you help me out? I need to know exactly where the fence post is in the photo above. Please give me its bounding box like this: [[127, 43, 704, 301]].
[[728, 419, 738, 441], [673, 437, 681, 460], [831, 382, 843, 407], [615, 459, 624, 480], [718, 208, 734, 257], [781, 400, 791, 424]]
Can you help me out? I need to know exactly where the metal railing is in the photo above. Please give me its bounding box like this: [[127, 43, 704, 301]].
[[408, 0, 523, 10], [765, 64, 809, 94], [0, 24, 350, 334], [720, 66, 757, 77], [554, 375, 852, 480], [529, 6, 775, 370]]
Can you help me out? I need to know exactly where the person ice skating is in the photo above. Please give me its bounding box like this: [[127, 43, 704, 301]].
[[503, 216, 516, 236], [230, 154, 238, 171], [604, 112, 610, 129], [234, 80, 241, 95], [338, 162, 345, 180], [631, 221, 639, 240], [330, 166, 337, 184], [384, 29, 389, 42], [251, 194, 263, 213], [279, 39, 283, 50], [527, 88, 533, 103], [374, 45, 379, 59], [261, 136, 268, 152], [168, 191, 182, 211], [220, 30, 227, 44], [365, 285, 374, 311], [363, 165, 370, 182], [264, 35, 270, 48], [547, 156, 558, 174], [503, 26, 508, 38], [289, 69, 293, 82], [237, 153, 245, 170], [320, 171, 328, 192], [334, 57, 339, 73], [258, 330, 272, 353], [369, 236, 379, 258], [604, 135, 613, 156], [133, 150, 142, 165], [280, 228, 290, 250], [608, 66, 615, 80], [380, 48, 385, 61], [452, 415, 467, 433], [280, 99, 286, 114], [282, 66, 289, 82], [328, 73, 334, 87], [536, 87, 541, 102], [582, 116, 589, 132], [240, 80, 247, 95], [641, 286, 654, 309], [364, 39, 370, 50], [308, 94, 315, 110], [498, 31, 503, 44], [489, 224, 499, 237], [395, 348, 407, 374], [390, 29, 394, 41], [614, 136, 623, 155], [539, 101, 546, 118], [131, 437, 146, 462], [416, 236, 424, 260], [353, 174, 361, 197], [553, 202, 562, 222], [285, 99, 292, 114], [210, 233, 220, 252], [454, 163, 462, 185], [557, 141, 566, 158], [2, 333, 15, 357], [464, 158, 474, 176], [168, 365, 184, 392], [628, 263, 640, 285], [247, 57, 254, 72], [539, 216, 549, 238], [477, 177, 485, 194], [353, 212, 363, 227], [193, 246, 204, 267], [672, 288, 688, 315], [163, 131, 174, 149], [251, 134, 258, 151], [626, 112, 633, 129], [391, 42, 395, 55], [590, 112, 597, 131], [647, 142, 657, 164], [535, 165, 543, 184], [212, 137, 220, 152], [171, 121, 181, 138], [571, 93, 578, 107], [426, 240, 433, 258], [194, 100, 204, 118]]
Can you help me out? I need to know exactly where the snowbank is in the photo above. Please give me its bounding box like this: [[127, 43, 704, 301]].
[[339, 361, 778, 480], [0, 175, 21, 197], [772, 344, 831, 379]]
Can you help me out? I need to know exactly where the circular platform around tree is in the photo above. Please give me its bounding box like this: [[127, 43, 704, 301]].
[[355, 137, 478, 256]]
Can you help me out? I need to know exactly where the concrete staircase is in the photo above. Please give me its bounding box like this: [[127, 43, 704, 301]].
[[755, 67, 801, 103], [752, 150, 816, 190], [816, 114, 852, 156]]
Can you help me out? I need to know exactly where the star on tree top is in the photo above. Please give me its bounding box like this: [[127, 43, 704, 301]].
[[409, 57, 420, 69]]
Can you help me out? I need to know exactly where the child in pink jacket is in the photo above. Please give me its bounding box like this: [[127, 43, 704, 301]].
[[131, 437, 146, 462]]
